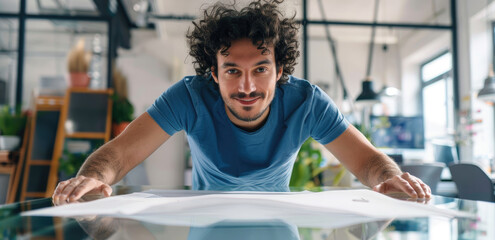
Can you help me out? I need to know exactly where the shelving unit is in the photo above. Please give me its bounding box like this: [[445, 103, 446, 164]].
[[46, 88, 113, 197], [20, 95, 63, 201]]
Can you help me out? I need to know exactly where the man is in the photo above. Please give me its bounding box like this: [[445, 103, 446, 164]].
[[53, 0, 430, 205]]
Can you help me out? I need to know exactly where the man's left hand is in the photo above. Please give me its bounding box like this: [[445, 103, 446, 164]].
[[372, 172, 431, 199]]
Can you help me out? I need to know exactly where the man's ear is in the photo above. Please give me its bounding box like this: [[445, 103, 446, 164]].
[[211, 67, 219, 84], [277, 67, 283, 81]]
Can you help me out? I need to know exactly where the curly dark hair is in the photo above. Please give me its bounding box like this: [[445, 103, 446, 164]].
[[186, 0, 300, 84]]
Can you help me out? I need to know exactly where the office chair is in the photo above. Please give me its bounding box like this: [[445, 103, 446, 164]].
[[400, 162, 445, 195], [449, 163, 495, 202]]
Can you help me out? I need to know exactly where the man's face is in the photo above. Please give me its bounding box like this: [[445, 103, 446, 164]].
[[212, 38, 282, 130]]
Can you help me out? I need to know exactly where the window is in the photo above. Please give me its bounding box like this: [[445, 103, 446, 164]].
[[420, 52, 454, 142]]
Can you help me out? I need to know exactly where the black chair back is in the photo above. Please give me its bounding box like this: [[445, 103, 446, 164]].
[[400, 163, 445, 194], [449, 163, 495, 202]]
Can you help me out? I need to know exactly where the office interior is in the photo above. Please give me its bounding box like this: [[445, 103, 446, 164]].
[[0, 0, 495, 205]]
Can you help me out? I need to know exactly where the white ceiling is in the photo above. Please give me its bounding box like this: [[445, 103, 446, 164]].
[[150, 0, 452, 44], [0, 0, 452, 46]]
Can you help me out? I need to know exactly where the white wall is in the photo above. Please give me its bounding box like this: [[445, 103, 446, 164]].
[[468, 1, 495, 167], [116, 29, 195, 187]]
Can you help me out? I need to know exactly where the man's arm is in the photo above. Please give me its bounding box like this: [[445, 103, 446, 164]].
[[52, 113, 170, 204], [324, 125, 431, 198]]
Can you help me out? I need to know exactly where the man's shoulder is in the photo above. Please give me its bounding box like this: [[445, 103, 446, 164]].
[[279, 76, 316, 99], [282, 76, 315, 91], [167, 75, 216, 94], [182, 75, 212, 86]]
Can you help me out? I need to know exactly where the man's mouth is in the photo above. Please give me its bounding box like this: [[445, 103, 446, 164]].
[[236, 97, 260, 105]]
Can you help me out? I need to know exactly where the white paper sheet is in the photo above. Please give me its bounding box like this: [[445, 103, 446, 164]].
[[23, 189, 473, 228]]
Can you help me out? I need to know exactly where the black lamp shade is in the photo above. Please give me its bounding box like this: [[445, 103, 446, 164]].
[[356, 80, 379, 102], [478, 75, 495, 101]]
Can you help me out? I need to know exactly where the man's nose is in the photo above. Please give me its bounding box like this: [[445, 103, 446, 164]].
[[238, 73, 256, 94]]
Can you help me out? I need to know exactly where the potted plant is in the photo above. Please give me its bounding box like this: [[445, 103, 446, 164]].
[[0, 105, 27, 151], [67, 38, 91, 88], [111, 69, 134, 137], [290, 138, 326, 188], [290, 138, 350, 189], [58, 149, 89, 180], [112, 94, 134, 137]]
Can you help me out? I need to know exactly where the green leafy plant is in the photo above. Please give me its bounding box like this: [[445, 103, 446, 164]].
[[59, 149, 89, 177], [111, 93, 134, 124], [0, 105, 27, 136], [354, 123, 373, 143], [290, 138, 326, 188]]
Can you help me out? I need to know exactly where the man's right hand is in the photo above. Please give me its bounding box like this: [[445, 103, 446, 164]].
[[52, 175, 112, 205]]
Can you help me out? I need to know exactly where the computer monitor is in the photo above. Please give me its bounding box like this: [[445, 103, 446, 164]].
[[370, 115, 425, 149]]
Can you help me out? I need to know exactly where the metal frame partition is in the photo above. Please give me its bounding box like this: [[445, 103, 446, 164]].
[[299, 0, 459, 114], [0, 0, 116, 107]]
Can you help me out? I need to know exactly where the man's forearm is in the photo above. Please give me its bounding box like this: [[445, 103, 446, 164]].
[[359, 153, 402, 187], [77, 144, 124, 185]]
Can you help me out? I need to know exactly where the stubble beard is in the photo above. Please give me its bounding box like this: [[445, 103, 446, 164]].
[[225, 92, 273, 122], [227, 104, 270, 122]]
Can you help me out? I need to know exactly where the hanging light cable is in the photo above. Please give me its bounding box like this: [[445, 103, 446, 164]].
[[316, 0, 356, 118], [356, 0, 380, 105], [378, 27, 400, 98]]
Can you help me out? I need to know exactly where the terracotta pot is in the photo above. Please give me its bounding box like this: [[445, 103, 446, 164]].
[[112, 122, 130, 138], [69, 72, 90, 88]]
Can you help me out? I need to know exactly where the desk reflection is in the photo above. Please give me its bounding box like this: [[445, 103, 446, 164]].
[[188, 221, 300, 240], [75, 215, 392, 240]]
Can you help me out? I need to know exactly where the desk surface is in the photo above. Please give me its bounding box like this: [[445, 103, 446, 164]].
[[0, 185, 494, 240]]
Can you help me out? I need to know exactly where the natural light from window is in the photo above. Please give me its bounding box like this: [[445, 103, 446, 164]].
[[421, 52, 452, 82]]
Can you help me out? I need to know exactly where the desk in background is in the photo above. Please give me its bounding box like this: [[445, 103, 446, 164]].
[[1, 185, 494, 240]]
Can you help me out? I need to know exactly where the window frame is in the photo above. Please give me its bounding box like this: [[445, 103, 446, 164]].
[[419, 50, 454, 141]]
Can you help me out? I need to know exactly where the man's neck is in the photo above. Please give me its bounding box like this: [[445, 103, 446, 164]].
[[225, 106, 270, 132]]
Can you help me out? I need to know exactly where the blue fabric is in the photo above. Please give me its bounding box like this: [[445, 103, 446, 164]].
[[147, 75, 349, 189]]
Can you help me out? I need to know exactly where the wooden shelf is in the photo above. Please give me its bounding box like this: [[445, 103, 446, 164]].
[[65, 132, 107, 139], [30, 160, 52, 166], [24, 192, 47, 198], [0, 151, 10, 163], [35, 96, 64, 110]]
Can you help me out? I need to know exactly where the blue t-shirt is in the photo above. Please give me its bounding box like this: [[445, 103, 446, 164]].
[[147, 75, 349, 189]]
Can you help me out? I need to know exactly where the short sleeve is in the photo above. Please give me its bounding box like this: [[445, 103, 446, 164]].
[[309, 86, 349, 144], [147, 79, 194, 135]]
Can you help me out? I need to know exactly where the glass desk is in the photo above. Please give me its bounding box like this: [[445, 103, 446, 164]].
[[0, 186, 494, 240]]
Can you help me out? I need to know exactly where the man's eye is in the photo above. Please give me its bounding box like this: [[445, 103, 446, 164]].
[[227, 69, 238, 74], [256, 67, 267, 73]]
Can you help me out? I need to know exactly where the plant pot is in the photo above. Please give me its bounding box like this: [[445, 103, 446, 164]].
[[69, 72, 90, 88], [112, 122, 130, 138], [0, 135, 20, 151]]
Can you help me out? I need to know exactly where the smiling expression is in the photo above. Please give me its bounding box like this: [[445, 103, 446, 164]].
[[211, 38, 282, 131]]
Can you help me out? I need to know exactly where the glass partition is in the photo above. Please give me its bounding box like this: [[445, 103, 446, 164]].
[[0, 18, 18, 106], [22, 19, 108, 106], [26, 0, 100, 16], [0, 0, 20, 13]]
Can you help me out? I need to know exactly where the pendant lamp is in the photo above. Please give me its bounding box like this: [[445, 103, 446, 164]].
[[478, 67, 495, 102], [356, 0, 380, 106], [356, 77, 379, 105]]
